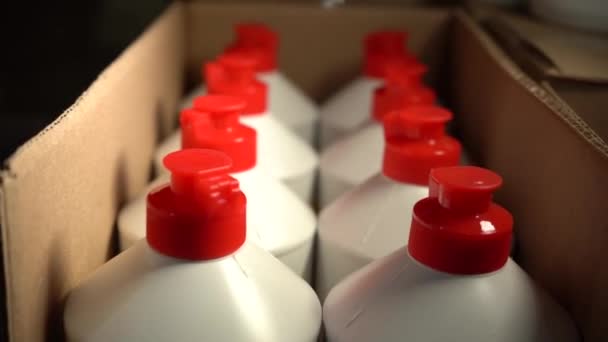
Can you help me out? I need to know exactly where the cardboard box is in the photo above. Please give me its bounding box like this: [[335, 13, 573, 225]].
[[1, 2, 606, 341]]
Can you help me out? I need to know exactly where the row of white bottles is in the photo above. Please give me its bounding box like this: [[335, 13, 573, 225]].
[[120, 22, 319, 287], [69, 159, 580, 342], [182, 23, 319, 145], [160, 52, 318, 204], [66, 149, 322, 342], [119, 95, 317, 281]]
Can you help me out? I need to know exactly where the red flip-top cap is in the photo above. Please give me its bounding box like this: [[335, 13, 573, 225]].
[[382, 106, 461, 185], [363, 30, 415, 78], [147, 149, 247, 260], [204, 52, 268, 114], [183, 95, 257, 172], [408, 166, 513, 274], [226, 23, 279, 72], [372, 59, 436, 122]]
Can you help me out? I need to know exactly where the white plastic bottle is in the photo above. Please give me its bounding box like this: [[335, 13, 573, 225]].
[[182, 23, 319, 144], [319, 30, 416, 147], [323, 166, 580, 342], [65, 149, 322, 342], [319, 61, 437, 208], [157, 53, 319, 204], [315, 107, 461, 300], [124, 96, 317, 281]]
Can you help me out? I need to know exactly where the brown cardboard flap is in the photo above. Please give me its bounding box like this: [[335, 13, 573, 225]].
[[0, 3, 184, 341], [452, 11, 608, 341], [184, 3, 453, 101], [468, 1, 608, 83]]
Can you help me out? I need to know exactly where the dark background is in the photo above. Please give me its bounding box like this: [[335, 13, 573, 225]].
[[0, 0, 170, 161]]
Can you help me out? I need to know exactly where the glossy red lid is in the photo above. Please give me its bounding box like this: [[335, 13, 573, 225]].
[[183, 95, 257, 172], [226, 23, 278, 72], [204, 52, 268, 114], [363, 30, 414, 78], [147, 149, 246, 260], [382, 106, 461, 185], [372, 59, 436, 122], [408, 166, 513, 274]]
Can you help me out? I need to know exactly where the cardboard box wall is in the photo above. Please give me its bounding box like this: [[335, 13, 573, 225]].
[[1, 2, 607, 341], [466, 1, 608, 150]]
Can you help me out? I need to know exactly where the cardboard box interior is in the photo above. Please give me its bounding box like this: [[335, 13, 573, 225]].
[[1, 2, 607, 341]]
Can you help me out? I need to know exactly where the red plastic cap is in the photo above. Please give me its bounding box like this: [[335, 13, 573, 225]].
[[147, 149, 247, 260], [363, 30, 414, 78], [385, 58, 428, 86], [372, 59, 436, 122], [204, 52, 268, 114], [226, 23, 279, 72], [183, 95, 257, 172], [408, 166, 513, 274], [382, 106, 461, 185]]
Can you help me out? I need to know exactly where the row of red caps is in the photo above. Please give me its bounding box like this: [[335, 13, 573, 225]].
[[152, 25, 512, 276]]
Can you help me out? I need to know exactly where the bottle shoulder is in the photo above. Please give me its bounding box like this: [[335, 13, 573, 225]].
[[240, 114, 319, 175], [319, 175, 428, 259], [321, 76, 382, 129], [258, 71, 319, 124], [320, 123, 383, 184], [234, 169, 317, 254], [65, 242, 321, 342], [324, 249, 579, 342]]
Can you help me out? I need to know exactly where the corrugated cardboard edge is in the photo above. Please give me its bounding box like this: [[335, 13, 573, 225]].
[[455, 10, 608, 159], [0, 2, 184, 341], [453, 10, 608, 341], [0, 178, 9, 342], [541, 79, 608, 148]]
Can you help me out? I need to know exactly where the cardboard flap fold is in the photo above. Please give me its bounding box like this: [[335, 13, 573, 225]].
[[543, 79, 608, 147], [468, 1, 608, 83]]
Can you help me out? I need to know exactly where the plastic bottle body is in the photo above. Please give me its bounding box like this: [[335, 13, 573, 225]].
[[319, 76, 382, 148], [323, 247, 580, 342], [316, 174, 428, 300], [319, 121, 382, 208], [258, 70, 319, 145], [65, 241, 322, 342]]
